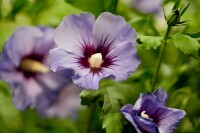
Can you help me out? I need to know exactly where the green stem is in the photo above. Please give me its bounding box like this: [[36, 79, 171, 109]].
[[112, 0, 118, 14], [83, 104, 96, 133], [0, 0, 2, 23], [151, 26, 172, 91], [0, 0, 2, 17]]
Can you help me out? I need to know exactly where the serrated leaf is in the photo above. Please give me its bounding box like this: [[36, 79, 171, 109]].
[[64, 0, 118, 16], [173, 34, 200, 59], [137, 35, 163, 49], [101, 88, 123, 133]]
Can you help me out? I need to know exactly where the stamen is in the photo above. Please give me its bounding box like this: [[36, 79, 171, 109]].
[[19, 58, 49, 73], [88, 53, 103, 68], [141, 111, 149, 119]]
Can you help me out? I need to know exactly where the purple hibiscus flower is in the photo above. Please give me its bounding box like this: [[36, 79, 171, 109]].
[[50, 12, 140, 89], [132, 0, 163, 14], [0, 26, 81, 118], [121, 88, 186, 133]]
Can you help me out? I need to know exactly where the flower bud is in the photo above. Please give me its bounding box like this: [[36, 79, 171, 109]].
[[167, 10, 181, 26]]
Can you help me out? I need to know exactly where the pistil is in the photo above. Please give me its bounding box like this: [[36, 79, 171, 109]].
[[88, 53, 103, 68], [141, 111, 149, 119]]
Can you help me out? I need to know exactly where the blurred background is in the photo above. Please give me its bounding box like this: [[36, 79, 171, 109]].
[[0, 0, 200, 133]]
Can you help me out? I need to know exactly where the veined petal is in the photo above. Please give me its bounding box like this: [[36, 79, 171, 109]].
[[93, 12, 137, 49], [34, 26, 55, 55], [121, 104, 135, 114], [34, 70, 81, 118], [121, 104, 142, 133], [12, 70, 73, 110], [154, 87, 168, 105], [35, 70, 73, 91], [50, 48, 79, 71], [102, 41, 140, 81], [38, 84, 81, 118], [54, 13, 95, 56], [0, 71, 24, 88], [50, 48, 91, 76], [134, 116, 159, 133], [156, 107, 186, 133], [0, 53, 15, 71], [133, 88, 167, 110], [72, 72, 104, 89], [12, 84, 29, 110], [4, 27, 44, 66], [12, 78, 43, 110]]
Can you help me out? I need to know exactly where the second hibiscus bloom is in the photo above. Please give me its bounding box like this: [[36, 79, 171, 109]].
[[121, 88, 186, 133], [0, 26, 81, 118], [50, 12, 140, 89]]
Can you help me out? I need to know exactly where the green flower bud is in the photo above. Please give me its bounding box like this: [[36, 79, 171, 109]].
[[167, 10, 181, 26]]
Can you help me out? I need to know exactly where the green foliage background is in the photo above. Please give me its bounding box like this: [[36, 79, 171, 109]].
[[0, 0, 199, 133]]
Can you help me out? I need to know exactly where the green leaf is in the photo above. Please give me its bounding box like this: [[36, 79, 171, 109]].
[[0, 82, 23, 132], [184, 30, 200, 38], [9, 0, 28, 19], [172, 0, 181, 10], [26, 0, 49, 15], [101, 88, 123, 133], [103, 0, 118, 14], [65, 0, 102, 16], [80, 90, 101, 106], [64, 0, 118, 16], [173, 34, 200, 59], [176, 20, 189, 26], [137, 35, 163, 49], [180, 3, 190, 16]]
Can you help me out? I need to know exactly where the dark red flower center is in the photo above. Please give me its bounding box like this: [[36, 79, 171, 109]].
[[78, 37, 116, 73], [18, 54, 49, 78]]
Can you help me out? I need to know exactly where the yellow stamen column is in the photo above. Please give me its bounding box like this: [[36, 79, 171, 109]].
[[88, 53, 103, 68], [141, 111, 149, 119], [19, 59, 50, 73]]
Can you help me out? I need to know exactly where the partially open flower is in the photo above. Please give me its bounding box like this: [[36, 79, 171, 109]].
[[50, 12, 140, 89], [121, 88, 186, 133], [0, 27, 81, 118]]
